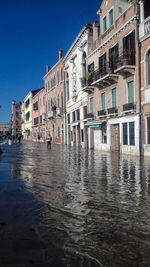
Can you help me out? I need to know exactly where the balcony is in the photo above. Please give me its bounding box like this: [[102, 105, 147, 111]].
[[139, 16, 150, 40], [123, 102, 136, 113], [42, 113, 46, 121], [81, 78, 94, 93], [47, 110, 56, 119], [84, 113, 94, 120], [114, 50, 135, 77], [91, 63, 118, 89], [56, 107, 64, 117], [98, 109, 106, 117], [107, 107, 118, 115]]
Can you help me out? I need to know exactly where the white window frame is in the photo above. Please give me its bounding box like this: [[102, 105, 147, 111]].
[[144, 47, 150, 87]]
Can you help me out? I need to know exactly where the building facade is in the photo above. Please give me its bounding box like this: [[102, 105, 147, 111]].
[[139, 0, 150, 156], [32, 87, 45, 142], [83, 0, 140, 155], [11, 101, 22, 140], [0, 123, 10, 138], [63, 24, 93, 148], [43, 50, 65, 144]]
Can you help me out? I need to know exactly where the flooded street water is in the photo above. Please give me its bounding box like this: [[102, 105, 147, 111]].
[[0, 142, 150, 266]]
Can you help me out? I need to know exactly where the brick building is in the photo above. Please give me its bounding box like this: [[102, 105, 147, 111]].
[[32, 87, 45, 142], [83, 0, 140, 155], [43, 50, 65, 144], [11, 100, 22, 140], [139, 0, 150, 156]]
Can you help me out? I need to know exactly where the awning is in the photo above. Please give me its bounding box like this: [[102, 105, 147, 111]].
[[85, 121, 102, 128]]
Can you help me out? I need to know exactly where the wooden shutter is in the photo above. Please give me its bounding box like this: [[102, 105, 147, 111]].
[[112, 88, 116, 108], [90, 98, 93, 114], [101, 93, 105, 110]]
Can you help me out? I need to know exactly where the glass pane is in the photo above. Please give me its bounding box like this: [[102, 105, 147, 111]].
[[129, 122, 135, 146], [123, 123, 128, 145], [128, 81, 134, 103]]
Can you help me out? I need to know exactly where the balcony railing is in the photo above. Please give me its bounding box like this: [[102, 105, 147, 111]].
[[56, 107, 64, 117], [144, 16, 150, 36], [84, 113, 94, 119], [47, 110, 56, 119], [107, 107, 118, 114], [123, 102, 136, 112], [116, 49, 135, 67], [98, 109, 106, 116]]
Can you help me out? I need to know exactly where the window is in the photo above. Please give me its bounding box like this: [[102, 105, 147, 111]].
[[57, 71, 59, 84], [146, 50, 150, 86], [61, 68, 63, 81], [123, 30, 135, 65], [90, 97, 94, 114], [84, 105, 87, 118], [123, 123, 128, 145], [112, 88, 117, 108], [61, 92, 63, 108], [34, 117, 38, 125], [109, 44, 118, 69], [40, 115, 42, 124], [57, 127, 60, 137], [102, 122, 107, 144], [128, 81, 134, 103], [109, 9, 113, 26], [123, 122, 135, 146], [147, 117, 150, 144], [101, 93, 105, 110], [103, 16, 107, 32], [33, 102, 38, 110], [72, 111, 75, 122], [81, 129, 84, 142], [25, 98, 30, 108], [26, 111, 30, 121], [67, 114, 70, 124], [99, 53, 106, 74], [66, 72, 69, 101], [57, 94, 59, 108], [77, 109, 80, 121], [129, 122, 135, 146]]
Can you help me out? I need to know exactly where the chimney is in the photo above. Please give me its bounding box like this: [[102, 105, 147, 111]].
[[46, 65, 50, 73], [92, 21, 99, 42], [59, 49, 63, 60]]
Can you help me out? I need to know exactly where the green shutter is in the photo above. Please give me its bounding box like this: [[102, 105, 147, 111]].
[[109, 9, 113, 26], [103, 16, 107, 32], [90, 97, 93, 114], [128, 81, 134, 103], [101, 93, 105, 110], [112, 88, 116, 108]]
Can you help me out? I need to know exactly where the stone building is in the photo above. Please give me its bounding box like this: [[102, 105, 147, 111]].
[[84, 0, 140, 155], [11, 100, 22, 140], [43, 50, 65, 144], [63, 24, 93, 147], [32, 87, 45, 142], [139, 0, 150, 156]]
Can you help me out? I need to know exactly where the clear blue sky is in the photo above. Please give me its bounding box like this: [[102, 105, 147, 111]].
[[0, 0, 101, 122]]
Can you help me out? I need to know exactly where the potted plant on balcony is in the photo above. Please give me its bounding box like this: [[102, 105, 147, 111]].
[[80, 77, 86, 87], [86, 65, 94, 84]]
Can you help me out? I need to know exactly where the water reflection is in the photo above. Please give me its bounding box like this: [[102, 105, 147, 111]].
[[1, 143, 150, 266]]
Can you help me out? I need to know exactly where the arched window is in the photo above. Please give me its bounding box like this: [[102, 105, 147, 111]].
[[146, 50, 150, 86]]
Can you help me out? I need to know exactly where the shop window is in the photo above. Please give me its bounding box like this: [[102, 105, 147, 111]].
[[81, 129, 84, 142], [123, 123, 128, 145], [147, 117, 150, 144], [102, 122, 107, 144]]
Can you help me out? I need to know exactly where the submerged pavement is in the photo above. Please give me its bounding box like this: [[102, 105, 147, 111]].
[[0, 142, 150, 266]]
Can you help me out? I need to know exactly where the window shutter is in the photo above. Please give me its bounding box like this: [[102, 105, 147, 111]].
[[109, 48, 111, 68], [104, 53, 106, 73], [112, 88, 116, 108], [90, 98, 94, 114], [101, 93, 105, 110], [123, 37, 126, 57], [128, 81, 134, 103], [131, 30, 135, 64]]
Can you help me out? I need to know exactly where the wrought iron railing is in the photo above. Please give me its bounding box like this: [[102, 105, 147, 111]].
[[107, 107, 118, 114], [98, 109, 106, 116], [123, 102, 136, 111]]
